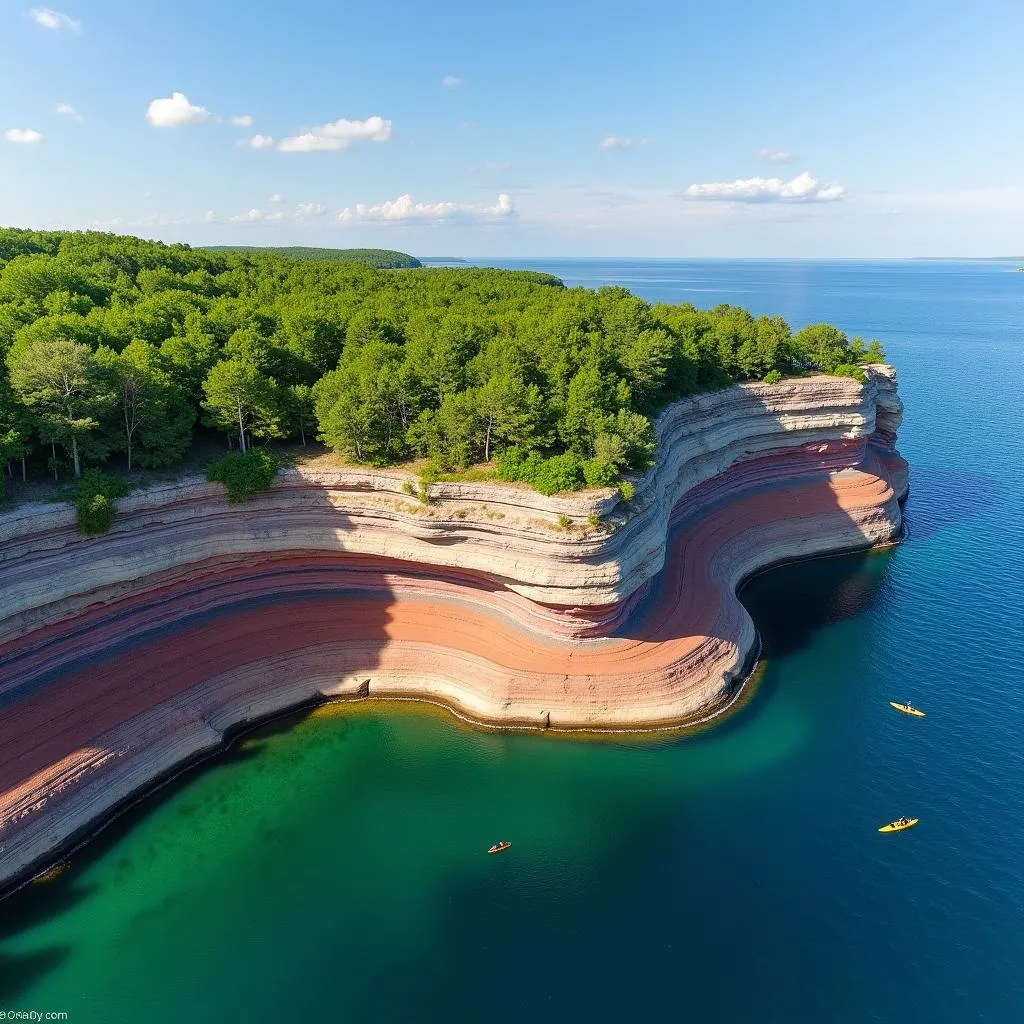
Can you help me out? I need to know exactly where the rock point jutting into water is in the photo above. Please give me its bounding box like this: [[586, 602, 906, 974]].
[[0, 367, 906, 892]]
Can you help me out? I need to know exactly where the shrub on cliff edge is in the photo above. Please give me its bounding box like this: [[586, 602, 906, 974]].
[[763, 369, 783, 384], [207, 449, 279, 503], [74, 470, 130, 535], [495, 447, 589, 495], [833, 364, 868, 384]]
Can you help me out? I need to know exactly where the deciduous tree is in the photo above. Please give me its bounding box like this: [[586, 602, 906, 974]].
[[202, 356, 282, 454], [6, 337, 111, 476]]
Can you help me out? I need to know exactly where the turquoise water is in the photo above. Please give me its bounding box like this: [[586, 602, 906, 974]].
[[3, 260, 1023, 1022]]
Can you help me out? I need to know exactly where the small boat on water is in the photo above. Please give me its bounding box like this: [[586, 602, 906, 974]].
[[889, 701, 926, 717], [487, 841, 512, 854], [879, 818, 919, 833]]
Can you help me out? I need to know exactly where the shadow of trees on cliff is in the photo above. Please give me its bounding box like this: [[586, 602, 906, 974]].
[[610, 443, 900, 652]]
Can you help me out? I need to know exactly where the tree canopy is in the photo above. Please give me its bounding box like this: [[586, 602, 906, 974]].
[[201, 246, 421, 269], [0, 227, 886, 496]]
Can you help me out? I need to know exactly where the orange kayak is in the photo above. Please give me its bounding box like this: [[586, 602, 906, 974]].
[[487, 841, 512, 854]]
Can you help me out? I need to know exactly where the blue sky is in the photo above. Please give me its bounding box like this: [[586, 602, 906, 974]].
[[2, 0, 1022, 256]]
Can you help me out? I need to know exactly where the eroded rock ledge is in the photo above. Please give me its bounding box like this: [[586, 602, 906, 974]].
[[0, 368, 907, 891]]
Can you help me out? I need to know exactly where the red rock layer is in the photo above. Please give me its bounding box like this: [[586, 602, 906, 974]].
[[0, 431, 907, 890]]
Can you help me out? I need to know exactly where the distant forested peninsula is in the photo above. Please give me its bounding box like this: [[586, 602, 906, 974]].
[[202, 246, 421, 269], [0, 228, 884, 501]]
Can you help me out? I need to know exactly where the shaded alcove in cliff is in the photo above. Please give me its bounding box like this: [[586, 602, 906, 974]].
[[740, 547, 891, 660]]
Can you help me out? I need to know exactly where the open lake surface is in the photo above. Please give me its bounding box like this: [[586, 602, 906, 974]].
[[3, 260, 1022, 1023]]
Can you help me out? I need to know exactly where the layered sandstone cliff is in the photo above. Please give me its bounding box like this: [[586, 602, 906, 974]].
[[0, 368, 907, 891]]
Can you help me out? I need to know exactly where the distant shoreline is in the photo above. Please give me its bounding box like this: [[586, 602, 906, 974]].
[[449, 256, 1024, 264]]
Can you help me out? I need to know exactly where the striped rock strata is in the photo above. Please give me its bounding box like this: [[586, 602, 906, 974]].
[[0, 367, 907, 890]]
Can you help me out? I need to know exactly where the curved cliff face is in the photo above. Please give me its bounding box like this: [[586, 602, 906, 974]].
[[0, 368, 907, 890], [1, 368, 903, 636]]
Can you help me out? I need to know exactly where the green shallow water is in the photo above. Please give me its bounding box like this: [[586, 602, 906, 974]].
[[3, 260, 1023, 1022]]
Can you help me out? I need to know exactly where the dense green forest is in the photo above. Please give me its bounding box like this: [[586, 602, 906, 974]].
[[0, 227, 884, 501], [203, 246, 421, 269]]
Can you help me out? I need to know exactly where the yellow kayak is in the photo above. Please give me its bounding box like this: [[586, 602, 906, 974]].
[[889, 701, 925, 717], [879, 818, 919, 833]]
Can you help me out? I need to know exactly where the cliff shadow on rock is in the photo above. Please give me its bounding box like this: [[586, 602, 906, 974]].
[[600, 375, 906, 687], [0, 509, 400, 897]]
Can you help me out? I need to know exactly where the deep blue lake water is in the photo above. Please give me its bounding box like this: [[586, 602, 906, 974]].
[[2, 260, 1022, 1023]]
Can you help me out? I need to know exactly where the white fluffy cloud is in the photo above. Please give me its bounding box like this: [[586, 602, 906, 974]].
[[295, 202, 327, 216], [598, 135, 650, 151], [338, 192, 515, 223], [4, 128, 43, 144], [242, 134, 276, 149], [229, 208, 264, 223], [231, 115, 254, 127], [278, 115, 392, 153], [29, 7, 80, 31], [268, 193, 286, 203], [441, 75, 463, 89], [54, 102, 83, 121], [146, 92, 210, 128], [758, 148, 795, 164], [684, 171, 845, 203]]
